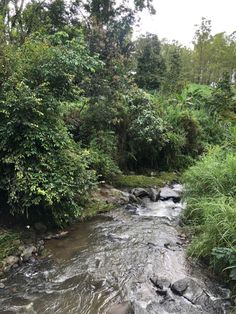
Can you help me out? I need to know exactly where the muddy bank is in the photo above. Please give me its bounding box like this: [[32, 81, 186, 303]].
[[0, 184, 232, 313]]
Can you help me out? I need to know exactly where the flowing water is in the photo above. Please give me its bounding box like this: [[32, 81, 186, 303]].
[[0, 185, 232, 314]]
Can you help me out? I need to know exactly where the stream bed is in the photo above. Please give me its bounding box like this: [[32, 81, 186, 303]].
[[0, 185, 232, 314]]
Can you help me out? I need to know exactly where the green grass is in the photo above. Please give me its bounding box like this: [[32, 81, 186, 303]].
[[79, 200, 114, 220], [0, 230, 20, 261], [113, 172, 178, 188], [183, 146, 236, 286]]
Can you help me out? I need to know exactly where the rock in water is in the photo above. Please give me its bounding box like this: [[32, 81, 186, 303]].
[[131, 188, 149, 198], [148, 187, 161, 202], [21, 245, 37, 262], [4, 256, 19, 267], [0, 283, 5, 289], [160, 187, 181, 201], [171, 278, 188, 295], [107, 301, 134, 314]]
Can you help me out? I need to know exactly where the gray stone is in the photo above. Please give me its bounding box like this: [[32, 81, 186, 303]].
[[0, 283, 5, 289], [107, 301, 134, 314], [148, 188, 160, 202], [119, 192, 130, 205], [129, 193, 138, 203], [160, 187, 181, 201], [171, 278, 188, 295], [131, 188, 149, 198], [4, 255, 19, 267], [21, 245, 37, 262]]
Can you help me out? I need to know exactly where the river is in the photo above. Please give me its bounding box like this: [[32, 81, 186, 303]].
[[0, 185, 232, 313]]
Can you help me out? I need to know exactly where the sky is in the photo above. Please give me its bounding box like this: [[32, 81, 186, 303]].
[[135, 0, 236, 46]]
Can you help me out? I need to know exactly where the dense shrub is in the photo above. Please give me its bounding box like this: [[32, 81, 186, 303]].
[[0, 82, 96, 225], [87, 131, 121, 181], [0, 31, 100, 225]]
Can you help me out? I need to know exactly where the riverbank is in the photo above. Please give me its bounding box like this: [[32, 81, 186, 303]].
[[0, 173, 178, 274]]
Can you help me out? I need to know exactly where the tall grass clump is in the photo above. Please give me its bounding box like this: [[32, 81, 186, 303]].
[[183, 146, 236, 284]]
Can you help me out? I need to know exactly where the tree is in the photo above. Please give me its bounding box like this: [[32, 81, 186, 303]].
[[135, 34, 166, 90], [161, 40, 183, 92], [192, 17, 212, 84]]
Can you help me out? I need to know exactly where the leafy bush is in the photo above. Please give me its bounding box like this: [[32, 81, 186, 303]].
[[0, 82, 96, 225], [0, 31, 100, 226], [87, 131, 121, 182]]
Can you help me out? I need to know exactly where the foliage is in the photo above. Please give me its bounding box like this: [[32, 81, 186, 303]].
[[0, 30, 100, 226], [80, 200, 114, 220], [207, 74, 235, 113], [135, 34, 166, 90], [0, 230, 20, 261], [0, 82, 96, 225]]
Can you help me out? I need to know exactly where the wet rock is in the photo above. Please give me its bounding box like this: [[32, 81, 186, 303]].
[[160, 187, 181, 201], [148, 188, 160, 202], [37, 240, 45, 255], [107, 301, 134, 314], [180, 278, 205, 304], [21, 245, 37, 262], [0, 283, 5, 289], [125, 204, 138, 213], [34, 222, 47, 233], [171, 277, 209, 306], [114, 191, 130, 205], [131, 188, 149, 198], [3, 256, 19, 269], [129, 194, 138, 203], [171, 278, 188, 295]]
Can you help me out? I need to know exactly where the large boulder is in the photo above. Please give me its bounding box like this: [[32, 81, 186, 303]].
[[131, 188, 149, 198], [160, 187, 181, 201]]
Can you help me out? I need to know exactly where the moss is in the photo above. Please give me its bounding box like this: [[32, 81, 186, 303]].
[[0, 230, 21, 261], [113, 172, 178, 188], [79, 200, 114, 220]]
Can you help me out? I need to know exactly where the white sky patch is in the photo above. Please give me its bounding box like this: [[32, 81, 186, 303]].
[[135, 0, 236, 46]]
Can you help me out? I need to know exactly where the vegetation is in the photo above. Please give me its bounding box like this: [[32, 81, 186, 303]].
[[183, 144, 236, 285], [114, 173, 177, 188], [0, 230, 20, 261]]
